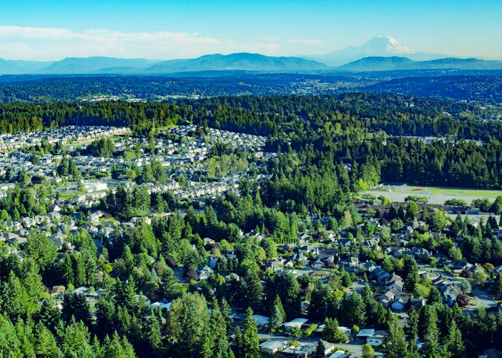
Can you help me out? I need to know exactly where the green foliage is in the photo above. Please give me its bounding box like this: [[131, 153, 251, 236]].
[[167, 293, 210, 358], [25, 230, 58, 270], [87, 138, 115, 158], [323, 318, 347, 343], [362, 343, 375, 358]]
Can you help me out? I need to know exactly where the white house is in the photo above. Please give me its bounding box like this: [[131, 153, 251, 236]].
[[283, 318, 309, 331], [357, 329, 375, 339], [367, 331, 388, 346], [259, 340, 288, 355]]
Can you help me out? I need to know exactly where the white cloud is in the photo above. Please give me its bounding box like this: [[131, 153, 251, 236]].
[[0, 26, 76, 40], [256, 36, 280, 42], [0, 26, 280, 61], [288, 39, 322, 46]]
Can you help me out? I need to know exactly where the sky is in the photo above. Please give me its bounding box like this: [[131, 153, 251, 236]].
[[1, 0, 501, 61]]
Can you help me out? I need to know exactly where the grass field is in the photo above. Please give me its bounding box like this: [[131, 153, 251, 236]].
[[365, 185, 502, 205], [157, 123, 177, 131]]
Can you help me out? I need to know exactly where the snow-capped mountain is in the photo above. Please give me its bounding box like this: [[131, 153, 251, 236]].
[[312, 36, 446, 66], [361, 36, 415, 55]]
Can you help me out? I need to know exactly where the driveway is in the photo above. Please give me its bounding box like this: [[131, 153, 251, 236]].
[[331, 342, 364, 357], [470, 289, 497, 309], [351, 281, 369, 294]]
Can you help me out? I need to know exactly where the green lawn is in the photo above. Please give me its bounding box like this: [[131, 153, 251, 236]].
[[406, 186, 502, 197], [123, 150, 138, 160], [57, 191, 78, 200], [366, 185, 502, 205], [157, 123, 177, 130]]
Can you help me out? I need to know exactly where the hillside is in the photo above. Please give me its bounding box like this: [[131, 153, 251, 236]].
[[145, 53, 329, 73], [38, 57, 161, 74], [0, 58, 54, 75], [338, 56, 502, 72]]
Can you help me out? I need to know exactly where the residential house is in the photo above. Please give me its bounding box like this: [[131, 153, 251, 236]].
[[283, 318, 309, 332], [371, 268, 392, 284], [251, 315, 270, 328], [391, 296, 410, 312], [260, 340, 287, 355], [197, 265, 214, 281], [368, 331, 388, 346]]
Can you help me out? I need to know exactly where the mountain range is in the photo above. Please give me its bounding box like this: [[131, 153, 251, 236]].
[[310, 36, 447, 66], [0, 58, 55, 75], [338, 56, 502, 72], [40, 57, 160, 75], [0, 37, 501, 75], [0, 53, 328, 75]]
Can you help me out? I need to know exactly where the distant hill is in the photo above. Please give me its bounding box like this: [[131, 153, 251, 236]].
[[3, 51, 502, 75], [0, 59, 54, 75], [337, 56, 414, 72], [0, 53, 330, 75], [38, 57, 161, 74], [313, 36, 447, 66], [338, 56, 502, 72], [145, 53, 329, 73]]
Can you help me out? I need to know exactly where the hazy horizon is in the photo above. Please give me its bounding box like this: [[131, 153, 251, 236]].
[[1, 0, 502, 61]]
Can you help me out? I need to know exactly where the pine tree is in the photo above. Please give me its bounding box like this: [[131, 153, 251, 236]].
[[16, 318, 35, 357], [273, 295, 287, 322], [96, 296, 117, 338], [232, 326, 244, 358], [428, 286, 442, 304], [406, 308, 419, 357], [58, 319, 94, 357], [34, 322, 60, 357], [19, 258, 43, 312], [122, 277, 138, 311], [314, 339, 326, 358], [61, 254, 75, 285], [446, 319, 465, 358], [421, 306, 440, 358], [37, 298, 62, 332], [25, 229, 57, 269], [160, 266, 179, 299], [0, 271, 31, 317], [387, 315, 408, 358], [341, 270, 352, 288], [208, 300, 233, 358], [269, 304, 284, 332], [243, 269, 263, 310], [62, 293, 91, 325], [147, 310, 162, 351], [220, 298, 234, 335], [323, 317, 347, 343], [341, 292, 366, 327], [167, 293, 209, 358], [0, 314, 23, 356], [102, 331, 137, 358], [241, 307, 260, 358], [74, 254, 87, 287]]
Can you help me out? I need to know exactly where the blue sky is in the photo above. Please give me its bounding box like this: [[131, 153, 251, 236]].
[[1, 0, 501, 60]]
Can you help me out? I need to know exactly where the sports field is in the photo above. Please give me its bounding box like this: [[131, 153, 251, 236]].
[[365, 185, 502, 205]]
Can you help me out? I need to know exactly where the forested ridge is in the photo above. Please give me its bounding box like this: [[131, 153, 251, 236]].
[[1, 93, 501, 188]]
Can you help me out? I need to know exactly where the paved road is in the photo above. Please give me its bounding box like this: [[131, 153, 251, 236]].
[[332, 342, 364, 357]]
